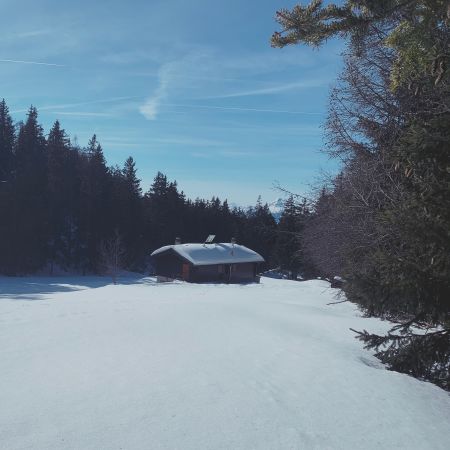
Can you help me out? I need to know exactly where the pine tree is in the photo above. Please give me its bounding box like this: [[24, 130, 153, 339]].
[[0, 107, 281, 279], [78, 135, 111, 272], [272, 0, 450, 388], [122, 156, 142, 197], [10, 106, 48, 273], [275, 196, 313, 279], [0, 99, 14, 182], [0, 99, 15, 273], [245, 197, 277, 268], [144, 172, 186, 251], [117, 157, 144, 269], [272, 0, 450, 89], [46, 120, 72, 273]]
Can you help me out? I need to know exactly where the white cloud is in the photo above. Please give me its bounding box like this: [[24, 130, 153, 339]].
[[137, 46, 336, 121], [139, 61, 176, 120], [139, 52, 212, 121]]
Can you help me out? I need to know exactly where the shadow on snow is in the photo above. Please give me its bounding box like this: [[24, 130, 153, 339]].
[[0, 274, 153, 301]]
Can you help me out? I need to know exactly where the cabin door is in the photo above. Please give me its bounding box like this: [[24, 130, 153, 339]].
[[182, 263, 190, 281]]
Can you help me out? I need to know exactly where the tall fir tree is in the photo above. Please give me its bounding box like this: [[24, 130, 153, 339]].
[[117, 157, 144, 269], [244, 197, 277, 268], [78, 135, 110, 272], [273, 0, 450, 388], [144, 172, 186, 250], [123, 156, 142, 197], [0, 99, 14, 182], [46, 120, 74, 273], [275, 196, 313, 279], [11, 106, 47, 273], [0, 104, 280, 283], [0, 99, 15, 273]]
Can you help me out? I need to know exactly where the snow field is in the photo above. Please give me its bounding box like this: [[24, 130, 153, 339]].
[[1, 276, 449, 449]]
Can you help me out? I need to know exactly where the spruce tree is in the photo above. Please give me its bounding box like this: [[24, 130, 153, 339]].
[[12, 106, 47, 273], [244, 197, 277, 268], [0, 99, 14, 182], [0, 99, 15, 273], [46, 120, 72, 273], [273, 0, 450, 388], [275, 196, 313, 279], [78, 135, 110, 272], [272, 0, 450, 89], [144, 172, 177, 250], [123, 156, 142, 197], [118, 157, 144, 269]]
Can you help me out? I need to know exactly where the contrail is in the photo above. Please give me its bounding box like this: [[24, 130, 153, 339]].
[[11, 96, 138, 114], [0, 59, 65, 67], [164, 103, 323, 115]]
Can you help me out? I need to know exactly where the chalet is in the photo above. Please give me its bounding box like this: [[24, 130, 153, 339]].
[[151, 238, 264, 283]]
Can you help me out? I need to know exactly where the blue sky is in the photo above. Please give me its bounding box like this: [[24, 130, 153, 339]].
[[1, 0, 343, 205]]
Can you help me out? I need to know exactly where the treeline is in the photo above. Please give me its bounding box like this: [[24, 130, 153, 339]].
[[0, 101, 290, 275], [274, 1, 450, 389]]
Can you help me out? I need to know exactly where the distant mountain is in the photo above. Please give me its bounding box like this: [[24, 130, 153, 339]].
[[268, 198, 285, 222], [229, 198, 286, 221], [228, 202, 243, 211]]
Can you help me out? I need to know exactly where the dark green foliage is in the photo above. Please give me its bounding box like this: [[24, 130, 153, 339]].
[[274, 196, 315, 279], [47, 121, 74, 273], [143, 178, 278, 270], [0, 99, 15, 274], [78, 135, 111, 273], [274, 1, 450, 388], [117, 157, 144, 270], [143, 172, 186, 252], [11, 107, 48, 273], [242, 197, 277, 267], [0, 101, 280, 275], [0, 99, 14, 182], [353, 327, 450, 390], [123, 156, 142, 197], [272, 0, 450, 88]]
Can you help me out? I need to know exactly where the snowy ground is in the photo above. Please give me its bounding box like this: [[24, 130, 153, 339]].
[[1, 276, 449, 450]]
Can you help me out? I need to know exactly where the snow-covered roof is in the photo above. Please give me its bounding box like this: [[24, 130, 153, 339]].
[[151, 243, 265, 266]]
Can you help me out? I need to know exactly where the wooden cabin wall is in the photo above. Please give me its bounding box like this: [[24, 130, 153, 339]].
[[191, 263, 257, 283], [154, 252, 185, 279], [229, 263, 257, 283], [190, 265, 225, 283], [154, 254, 260, 283]]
